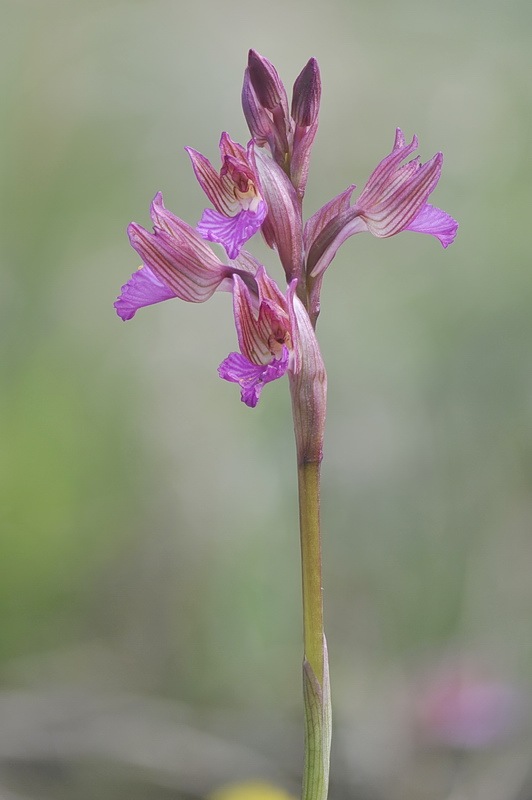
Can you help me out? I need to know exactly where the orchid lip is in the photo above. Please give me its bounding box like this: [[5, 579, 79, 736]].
[[218, 346, 290, 407], [197, 201, 267, 260]]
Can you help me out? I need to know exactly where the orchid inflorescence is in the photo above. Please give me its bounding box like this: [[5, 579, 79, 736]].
[[115, 50, 457, 409], [116, 50, 457, 800]]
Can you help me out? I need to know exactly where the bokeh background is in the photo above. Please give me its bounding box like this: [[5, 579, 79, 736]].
[[2, 0, 532, 798]]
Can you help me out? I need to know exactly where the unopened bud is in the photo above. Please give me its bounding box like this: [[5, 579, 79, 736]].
[[248, 49, 287, 111], [291, 58, 321, 127], [242, 69, 273, 146]]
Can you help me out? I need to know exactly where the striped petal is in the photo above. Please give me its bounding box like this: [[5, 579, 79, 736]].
[[114, 265, 177, 320], [404, 202, 458, 248], [305, 130, 457, 280], [231, 273, 273, 365], [185, 147, 237, 216], [127, 194, 230, 304], [197, 202, 267, 260], [218, 348, 289, 408], [358, 152, 444, 238]]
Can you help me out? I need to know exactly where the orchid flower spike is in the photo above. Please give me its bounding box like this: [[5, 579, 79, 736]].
[[116, 57, 457, 412], [115, 53, 458, 800]]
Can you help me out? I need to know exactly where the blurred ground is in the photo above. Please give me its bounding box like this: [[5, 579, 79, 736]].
[[1, 0, 532, 797]]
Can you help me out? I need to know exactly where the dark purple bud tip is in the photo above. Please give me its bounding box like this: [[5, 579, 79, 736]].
[[248, 49, 286, 111], [291, 58, 321, 127]]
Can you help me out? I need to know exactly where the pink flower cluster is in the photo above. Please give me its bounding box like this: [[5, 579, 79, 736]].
[[115, 51, 458, 406]]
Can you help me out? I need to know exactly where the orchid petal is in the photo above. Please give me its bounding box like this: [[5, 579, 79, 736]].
[[255, 265, 290, 308], [232, 273, 277, 365], [197, 202, 267, 260], [358, 153, 443, 238], [219, 131, 247, 162], [357, 129, 419, 208], [240, 269, 297, 366], [404, 202, 458, 248], [185, 147, 237, 216], [218, 348, 290, 408], [114, 265, 177, 320]]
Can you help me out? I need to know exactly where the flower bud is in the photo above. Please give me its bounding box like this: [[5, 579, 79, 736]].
[[247, 49, 288, 112], [291, 58, 321, 127], [241, 69, 273, 147]]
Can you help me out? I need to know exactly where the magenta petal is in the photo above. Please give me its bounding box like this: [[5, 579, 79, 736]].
[[197, 202, 267, 259], [185, 147, 235, 215], [404, 202, 458, 247], [218, 348, 289, 407], [114, 265, 176, 320]]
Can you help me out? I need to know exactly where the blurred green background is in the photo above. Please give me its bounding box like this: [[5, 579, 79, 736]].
[[2, 0, 532, 798]]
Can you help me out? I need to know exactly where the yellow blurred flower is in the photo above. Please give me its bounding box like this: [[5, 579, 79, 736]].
[[209, 780, 296, 800]]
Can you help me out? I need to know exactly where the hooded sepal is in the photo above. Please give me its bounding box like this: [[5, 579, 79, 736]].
[[232, 268, 294, 365]]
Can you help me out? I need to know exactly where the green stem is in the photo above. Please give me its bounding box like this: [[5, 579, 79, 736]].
[[298, 461, 331, 800], [297, 461, 325, 685], [288, 302, 330, 800]]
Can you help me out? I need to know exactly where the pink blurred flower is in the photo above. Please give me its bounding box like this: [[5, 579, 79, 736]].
[[417, 669, 526, 750]]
